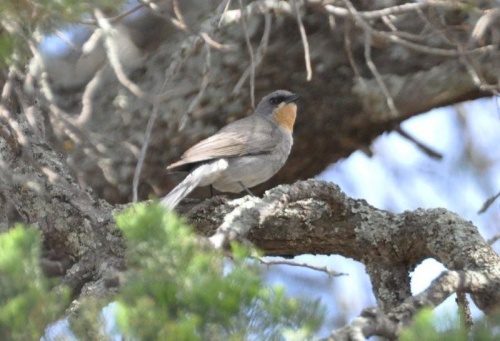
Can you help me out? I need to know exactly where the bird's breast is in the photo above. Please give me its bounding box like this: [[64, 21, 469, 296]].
[[273, 103, 297, 132]]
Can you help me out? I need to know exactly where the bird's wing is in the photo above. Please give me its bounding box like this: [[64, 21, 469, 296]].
[[167, 116, 281, 171]]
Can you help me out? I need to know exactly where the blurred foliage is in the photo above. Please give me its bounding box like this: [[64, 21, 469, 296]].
[[2, 204, 324, 340], [0, 225, 70, 340], [113, 203, 324, 340], [401, 307, 500, 341], [0, 0, 124, 65]]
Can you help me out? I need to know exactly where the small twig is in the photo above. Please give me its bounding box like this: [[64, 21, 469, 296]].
[[221, 0, 292, 26], [323, 1, 465, 20], [293, 0, 313, 81], [81, 29, 103, 56], [180, 44, 212, 131], [416, 8, 499, 95], [395, 126, 443, 160], [81, 4, 146, 25], [337, 0, 495, 57], [415, 7, 455, 46], [28, 40, 107, 158], [48, 102, 105, 157], [457, 44, 499, 95], [470, 8, 500, 46], [77, 67, 106, 127], [53, 29, 81, 52], [363, 32, 399, 118], [238, 0, 256, 108], [1, 68, 28, 147], [233, 13, 272, 93], [200, 32, 236, 50], [344, 18, 363, 84], [342, 1, 401, 118], [218, 0, 233, 27], [479, 191, 500, 214], [255, 257, 347, 277], [132, 87, 188, 202], [172, 0, 191, 32], [488, 233, 500, 245], [94, 9, 153, 103], [132, 101, 160, 203], [381, 15, 428, 42]]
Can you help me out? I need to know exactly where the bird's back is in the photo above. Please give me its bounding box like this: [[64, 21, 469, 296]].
[[167, 115, 284, 172]]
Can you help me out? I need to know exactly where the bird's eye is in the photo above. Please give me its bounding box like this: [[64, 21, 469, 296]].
[[269, 96, 283, 105]]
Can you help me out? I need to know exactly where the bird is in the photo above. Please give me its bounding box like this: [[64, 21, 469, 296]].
[[161, 89, 301, 209]]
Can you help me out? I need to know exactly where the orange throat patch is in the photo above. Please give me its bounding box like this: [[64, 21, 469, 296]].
[[273, 103, 297, 132]]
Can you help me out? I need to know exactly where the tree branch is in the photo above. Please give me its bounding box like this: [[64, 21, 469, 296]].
[[180, 180, 500, 315]]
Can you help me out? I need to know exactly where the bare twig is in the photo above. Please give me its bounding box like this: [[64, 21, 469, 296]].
[[95, 10, 152, 102], [81, 4, 146, 25], [132, 101, 160, 203], [381, 15, 428, 42], [416, 8, 499, 95], [344, 18, 363, 83], [48, 102, 105, 157], [470, 8, 500, 46], [238, 0, 256, 108], [77, 67, 106, 127], [293, 0, 313, 81], [131, 87, 191, 202], [488, 233, 500, 246], [479, 191, 500, 214], [337, 0, 495, 57], [463, 60, 498, 93], [363, 32, 399, 118], [1, 68, 28, 147], [221, 0, 292, 27], [200, 32, 236, 50], [172, 0, 191, 32], [395, 126, 443, 160], [81, 29, 103, 56], [255, 257, 347, 277], [180, 45, 212, 131], [233, 13, 272, 93], [218, 0, 232, 27], [457, 44, 500, 94], [54, 29, 81, 52], [323, 1, 465, 20], [28, 39, 108, 159], [415, 7, 455, 46]]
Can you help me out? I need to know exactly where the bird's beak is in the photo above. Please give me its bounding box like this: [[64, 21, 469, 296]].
[[284, 93, 301, 103]]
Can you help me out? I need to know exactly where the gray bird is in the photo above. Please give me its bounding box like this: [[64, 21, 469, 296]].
[[161, 90, 301, 209]]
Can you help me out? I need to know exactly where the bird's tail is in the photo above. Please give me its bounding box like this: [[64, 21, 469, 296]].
[[161, 159, 229, 209]]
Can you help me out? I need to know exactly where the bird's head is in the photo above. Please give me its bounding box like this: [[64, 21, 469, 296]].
[[255, 90, 301, 132]]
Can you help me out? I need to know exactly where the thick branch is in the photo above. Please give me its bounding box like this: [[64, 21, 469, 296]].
[[182, 179, 500, 314]]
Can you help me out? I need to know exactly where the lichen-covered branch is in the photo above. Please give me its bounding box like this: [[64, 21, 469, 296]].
[[181, 179, 500, 316], [0, 78, 125, 296]]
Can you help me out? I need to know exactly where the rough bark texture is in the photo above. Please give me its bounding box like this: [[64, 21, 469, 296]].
[[1, 0, 499, 339], [181, 180, 500, 339]]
